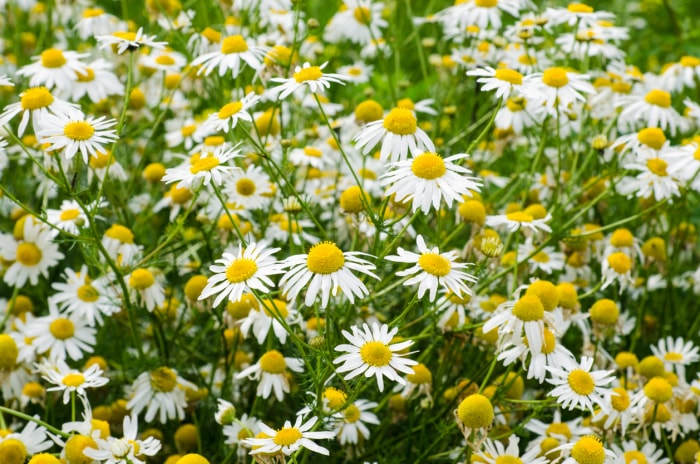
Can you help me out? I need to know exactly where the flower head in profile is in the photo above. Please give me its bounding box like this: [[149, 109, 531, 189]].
[[244, 414, 336, 456], [236, 349, 304, 401], [161, 144, 243, 189], [191, 34, 268, 77], [38, 358, 108, 404], [270, 62, 350, 99], [96, 27, 167, 54], [84, 413, 161, 464]]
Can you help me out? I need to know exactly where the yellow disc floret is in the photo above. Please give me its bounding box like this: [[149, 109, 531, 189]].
[[411, 152, 446, 179], [259, 350, 287, 374], [383, 108, 417, 135], [571, 436, 605, 464], [306, 242, 345, 274], [457, 393, 494, 429], [360, 341, 392, 366]]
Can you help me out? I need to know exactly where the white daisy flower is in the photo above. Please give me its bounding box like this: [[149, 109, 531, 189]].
[[270, 62, 349, 99], [337, 62, 374, 84], [381, 151, 482, 214], [486, 210, 553, 234], [236, 349, 304, 401], [325, 0, 388, 45], [198, 241, 284, 307], [161, 144, 243, 189], [46, 199, 88, 235], [245, 414, 336, 456], [334, 322, 417, 392], [600, 251, 635, 293], [25, 299, 96, 361], [617, 88, 684, 136], [280, 241, 379, 308], [223, 164, 274, 210], [385, 235, 477, 302], [191, 34, 268, 77], [126, 268, 165, 312], [467, 66, 527, 100], [650, 336, 700, 380], [523, 67, 594, 112], [51, 265, 120, 326], [101, 224, 142, 266], [96, 28, 168, 55], [554, 435, 616, 464], [223, 413, 260, 451], [610, 440, 670, 464], [0, 86, 79, 137], [544, 3, 615, 28], [38, 111, 118, 163], [239, 297, 301, 345], [1, 219, 64, 288], [84, 413, 161, 464], [616, 153, 682, 201], [139, 49, 188, 73], [37, 358, 108, 404], [127, 367, 197, 424], [74, 7, 120, 40], [546, 355, 616, 414], [0, 418, 53, 461], [16, 47, 89, 90], [332, 399, 379, 445], [198, 92, 259, 135], [476, 436, 549, 464]]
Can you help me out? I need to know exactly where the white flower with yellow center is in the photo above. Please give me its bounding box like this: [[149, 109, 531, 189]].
[[467, 66, 527, 100], [555, 435, 616, 464], [236, 349, 304, 401], [140, 49, 187, 73], [0, 419, 53, 464], [38, 358, 108, 404], [381, 151, 482, 214], [75, 7, 120, 41], [337, 62, 374, 84], [245, 414, 336, 456], [650, 336, 699, 380], [191, 34, 268, 77], [386, 235, 477, 302], [25, 299, 96, 361], [16, 47, 89, 90], [326, 0, 388, 45], [544, 3, 615, 28], [334, 322, 417, 392], [546, 356, 616, 414], [617, 153, 682, 201], [84, 413, 161, 464], [162, 145, 243, 189], [95, 28, 167, 55], [617, 88, 684, 135], [127, 367, 197, 424], [0, 86, 80, 137], [332, 399, 379, 445], [46, 199, 88, 235], [523, 67, 594, 112], [101, 223, 143, 266], [610, 440, 669, 464], [199, 92, 259, 134], [51, 265, 120, 327], [1, 219, 64, 288], [476, 435, 549, 464], [485, 210, 553, 234], [198, 241, 283, 307], [223, 164, 274, 210], [600, 251, 635, 292], [38, 111, 118, 163], [270, 62, 350, 99], [239, 297, 301, 345], [280, 241, 379, 308], [126, 268, 165, 312], [354, 106, 436, 163]]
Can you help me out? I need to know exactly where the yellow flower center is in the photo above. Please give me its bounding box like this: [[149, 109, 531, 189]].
[[340, 185, 367, 214], [457, 393, 494, 428], [273, 427, 302, 446], [49, 318, 75, 340], [293, 65, 323, 83], [82, 7, 105, 18], [218, 102, 243, 119], [343, 404, 361, 423], [348, 67, 362, 76], [518, 54, 537, 65], [542, 67, 569, 88], [646, 158, 668, 176], [664, 351, 683, 362], [512, 295, 544, 321], [150, 367, 178, 392], [541, 328, 557, 354], [181, 125, 196, 137], [235, 178, 256, 196], [623, 451, 647, 464], [411, 152, 446, 179], [360, 341, 393, 366], [505, 211, 534, 223], [62, 373, 86, 388], [475, 0, 498, 7], [568, 3, 594, 13], [546, 422, 572, 439], [532, 251, 550, 263], [259, 350, 287, 374], [323, 387, 347, 410], [76, 68, 95, 82], [303, 146, 322, 157], [221, 35, 248, 54], [21, 87, 54, 110], [611, 387, 630, 411], [306, 242, 345, 274], [77, 284, 100, 302], [89, 151, 112, 169], [0, 439, 27, 464], [506, 97, 526, 111], [680, 56, 700, 67], [113, 31, 137, 41], [129, 268, 155, 290], [406, 363, 432, 384], [59, 208, 81, 221], [0, 334, 19, 370], [201, 27, 221, 44], [525, 280, 558, 311], [494, 68, 523, 85], [609, 228, 633, 247], [495, 457, 523, 464], [644, 376, 673, 403], [417, 253, 451, 277], [225, 258, 258, 283], [607, 252, 632, 274], [261, 299, 289, 318], [105, 224, 134, 243], [353, 6, 372, 24], [644, 89, 671, 108], [355, 99, 384, 122], [28, 453, 61, 464], [41, 48, 67, 68], [189, 155, 220, 174], [637, 127, 666, 150], [155, 55, 175, 66], [16, 242, 42, 266], [571, 436, 605, 464], [568, 369, 595, 396], [65, 435, 97, 464], [64, 121, 95, 141], [590, 298, 619, 325], [169, 185, 193, 204], [383, 108, 417, 135]]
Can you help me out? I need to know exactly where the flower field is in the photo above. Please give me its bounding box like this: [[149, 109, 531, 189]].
[[1, 0, 700, 463]]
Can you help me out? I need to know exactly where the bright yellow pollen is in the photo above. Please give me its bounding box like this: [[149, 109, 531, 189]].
[[235, 178, 256, 196], [512, 295, 545, 321], [568, 3, 594, 13], [20, 87, 54, 110], [77, 284, 100, 302], [0, 438, 27, 464], [218, 102, 243, 119], [76, 68, 95, 82], [170, 185, 193, 204], [201, 27, 221, 44], [303, 146, 322, 157], [259, 350, 287, 374], [589, 299, 619, 325], [360, 341, 393, 366], [16, 242, 42, 266], [644, 376, 673, 403], [568, 369, 595, 396], [353, 6, 372, 24], [475, 0, 498, 7], [82, 7, 105, 18], [225, 258, 257, 283], [406, 363, 432, 384], [59, 208, 81, 221], [644, 89, 671, 108], [220, 35, 248, 54], [546, 422, 572, 439], [293, 66, 323, 83], [417, 253, 451, 277], [611, 387, 630, 411], [526, 280, 558, 311], [129, 268, 155, 290], [189, 156, 220, 174], [571, 436, 605, 464], [609, 228, 634, 247], [273, 428, 302, 446], [105, 224, 134, 244], [340, 186, 367, 213], [323, 387, 348, 410], [28, 453, 62, 464], [505, 211, 534, 222], [64, 435, 98, 464], [637, 127, 666, 150], [49, 318, 75, 340], [383, 108, 417, 135], [306, 242, 345, 274], [607, 252, 632, 274], [664, 352, 683, 362], [41, 48, 67, 68], [0, 334, 19, 370], [181, 125, 196, 137], [411, 152, 446, 179], [113, 31, 137, 41], [155, 55, 176, 65], [680, 56, 700, 67], [62, 373, 86, 388], [623, 451, 647, 464], [457, 393, 494, 428], [646, 158, 668, 176], [64, 121, 95, 141], [542, 67, 569, 88], [495, 68, 523, 85]]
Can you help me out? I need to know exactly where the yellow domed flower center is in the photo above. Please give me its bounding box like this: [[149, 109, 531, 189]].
[[105, 224, 134, 243], [129, 268, 155, 289], [113, 31, 137, 41], [259, 350, 287, 374], [64, 121, 95, 141], [225, 258, 257, 283], [343, 404, 361, 422], [532, 251, 550, 263], [235, 178, 256, 196], [623, 451, 647, 464], [77, 284, 100, 302], [475, 0, 498, 7], [50, 318, 75, 340], [181, 125, 196, 137], [646, 158, 668, 176], [189, 155, 220, 174], [0, 438, 27, 464], [568, 2, 594, 13], [170, 185, 193, 204], [16, 242, 42, 266], [306, 242, 345, 274], [609, 228, 634, 247], [261, 299, 289, 318], [541, 329, 557, 354], [518, 54, 537, 65], [664, 351, 683, 362], [611, 387, 630, 411], [495, 68, 523, 85], [150, 367, 178, 392], [155, 55, 175, 65], [0, 334, 19, 370], [218, 101, 243, 119], [411, 152, 446, 179], [506, 97, 526, 111], [607, 252, 632, 274], [644, 376, 673, 403], [512, 295, 544, 321], [644, 89, 671, 108], [323, 387, 348, 410], [304, 146, 322, 157], [383, 108, 417, 135], [41, 48, 67, 68], [571, 436, 605, 464], [417, 253, 451, 277], [221, 35, 248, 54], [546, 422, 572, 439], [76, 68, 95, 82], [348, 67, 362, 76], [505, 211, 534, 222], [406, 364, 432, 384], [353, 6, 372, 24], [568, 369, 595, 396], [202, 27, 221, 44], [680, 56, 700, 67], [82, 7, 105, 18], [59, 208, 81, 221], [29, 453, 62, 464], [65, 435, 98, 464], [63, 373, 86, 388], [273, 427, 302, 446], [293, 65, 323, 83], [637, 127, 666, 150], [457, 393, 494, 428], [360, 341, 393, 366], [542, 67, 569, 88], [21, 87, 54, 110], [495, 457, 523, 464]]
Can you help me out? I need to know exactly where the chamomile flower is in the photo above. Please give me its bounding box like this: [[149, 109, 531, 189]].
[[476, 436, 549, 464], [0, 419, 53, 463], [617, 88, 684, 135], [0, 86, 79, 137], [334, 322, 417, 392], [381, 151, 482, 214], [270, 62, 349, 99], [545, 2, 615, 28], [223, 164, 274, 210], [38, 358, 108, 404], [610, 440, 670, 464], [523, 67, 594, 112], [332, 399, 380, 445], [328, 0, 388, 45], [546, 356, 616, 414], [84, 413, 161, 464], [555, 435, 616, 464], [46, 199, 87, 235], [102, 224, 142, 266], [600, 251, 635, 292], [486, 210, 553, 234], [16, 47, 89, 90], [2, 219, 64, 288], [96, 28, 168, 55], [38, 112, 118, 163], [617, 153, 682, 200], [337, 62, 374, 84], [140, 48, 188, 73], [650, 336, 700, 380], [162, 145, 243, 189], [25, 299, 96, 361], [236, 349, 304, 401], [223, 413, 260, 451], [245, 414, 336, 456], [199, 93, 259, 134], [51, 265, 120, 326], [127, 367, 197, 424], [467, 66, 527, 100], [239, 297, 301, 345], [198, 241, 283, 307], [280, 241, 379, 308], [386, 235, 477, 302], [74, 7, 120, 40], [191, 34, 268, 77]]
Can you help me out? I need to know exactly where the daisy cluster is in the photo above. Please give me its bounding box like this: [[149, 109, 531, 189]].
[[0, 0, 699, 464]]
